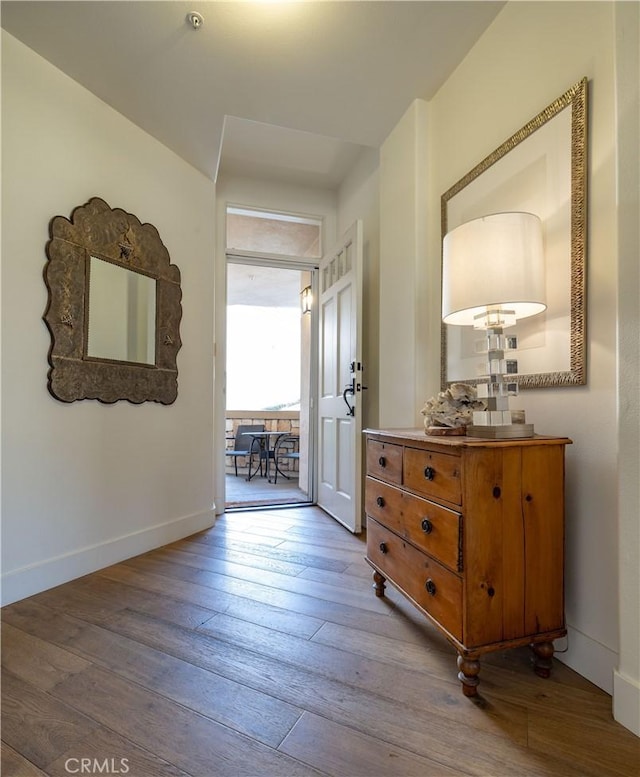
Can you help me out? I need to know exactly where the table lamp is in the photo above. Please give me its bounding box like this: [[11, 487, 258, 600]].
[[442, 212, 546, 438]]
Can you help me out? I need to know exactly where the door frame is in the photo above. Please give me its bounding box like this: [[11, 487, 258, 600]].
[[220, 251, 320, 510]]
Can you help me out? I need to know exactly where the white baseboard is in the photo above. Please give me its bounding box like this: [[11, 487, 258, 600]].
[[555, 625, 617, 695], [614, 670, 640, 736], [551, 626, 640, 737], [1, 508, 217, 606]]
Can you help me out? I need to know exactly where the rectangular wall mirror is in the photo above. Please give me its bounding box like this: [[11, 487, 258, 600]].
[[441, 78, 587, 390], [87, 255, 157, 366]]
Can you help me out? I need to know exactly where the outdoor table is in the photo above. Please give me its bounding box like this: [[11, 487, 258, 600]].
[[241, 431, 298, 483]]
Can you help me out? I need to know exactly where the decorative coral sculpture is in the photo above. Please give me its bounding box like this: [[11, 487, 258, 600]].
[[420, 383, 486, 433]]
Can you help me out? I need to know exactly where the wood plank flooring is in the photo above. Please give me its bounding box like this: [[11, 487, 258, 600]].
[[2, 507, 638, 776]]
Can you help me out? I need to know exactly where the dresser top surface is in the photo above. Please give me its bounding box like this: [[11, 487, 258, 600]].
[[364, 428, 572, 448]]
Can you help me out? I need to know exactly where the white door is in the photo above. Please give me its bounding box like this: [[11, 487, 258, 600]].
[[317, 221, 364, 533]]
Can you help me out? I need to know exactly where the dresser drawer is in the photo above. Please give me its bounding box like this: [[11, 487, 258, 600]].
[[365, 478, 462, 572], [366, 439, 403, 484], [367, 518, 462, 641], [403, 447, 462, 505]]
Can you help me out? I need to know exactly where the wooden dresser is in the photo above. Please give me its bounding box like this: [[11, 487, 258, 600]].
[[364, 428, 571, 696]]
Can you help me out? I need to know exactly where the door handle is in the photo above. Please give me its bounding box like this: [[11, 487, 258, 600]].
[[343, 381, 355, 417]]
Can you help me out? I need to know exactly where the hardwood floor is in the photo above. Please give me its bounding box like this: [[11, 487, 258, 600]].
[[2, 507, 638, 777]]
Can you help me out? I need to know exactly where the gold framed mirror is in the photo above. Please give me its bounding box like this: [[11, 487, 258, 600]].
[[441, 78, 587, 390], [44, 197, 182, 404]]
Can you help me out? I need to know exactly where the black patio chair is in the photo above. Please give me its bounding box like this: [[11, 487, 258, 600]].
[[226, 424, 265, 476], [273, 434, 300, 483]]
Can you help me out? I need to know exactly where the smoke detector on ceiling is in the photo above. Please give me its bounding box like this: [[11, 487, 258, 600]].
[[186, 12, 204, 30]]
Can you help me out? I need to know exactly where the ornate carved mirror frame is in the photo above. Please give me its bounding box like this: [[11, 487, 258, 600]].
[[44, 197, 182, 404]]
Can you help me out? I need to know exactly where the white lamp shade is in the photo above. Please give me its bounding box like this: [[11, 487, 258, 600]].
[[442, 212, 546, 326]]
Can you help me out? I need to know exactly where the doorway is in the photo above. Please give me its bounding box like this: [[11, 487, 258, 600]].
[[223, 207, 322, 510], [225, 261, 316, 508]]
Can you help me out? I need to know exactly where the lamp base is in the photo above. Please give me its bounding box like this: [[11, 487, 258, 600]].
[[466, 423, 535, 439]]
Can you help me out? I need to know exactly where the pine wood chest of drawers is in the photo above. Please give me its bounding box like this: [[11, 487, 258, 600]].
[[364, 428, 572, 696]]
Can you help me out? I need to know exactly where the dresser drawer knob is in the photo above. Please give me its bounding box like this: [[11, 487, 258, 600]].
[[425, 578, 437, 596], [421, 518, 433, 534], [378, 456, 386, 467], [379, 542, 388, 554], [376, 496, 385, 508], [424, 466, 435, 481]]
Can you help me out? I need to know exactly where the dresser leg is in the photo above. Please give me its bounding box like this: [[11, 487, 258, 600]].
[[457, 655, 481, 697], [372, 571, 386, 597], [531, 641, 554, 678]]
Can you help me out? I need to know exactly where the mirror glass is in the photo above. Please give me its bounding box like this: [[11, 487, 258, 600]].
[[87, 255, 156, 365]]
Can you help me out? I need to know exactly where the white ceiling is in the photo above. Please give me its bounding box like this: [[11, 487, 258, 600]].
[[1, 0, 505, 188]]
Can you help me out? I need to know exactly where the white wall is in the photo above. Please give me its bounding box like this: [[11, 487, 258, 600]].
[[337, 147, 380, 430], [419, 1, 636, 725], [1, 33, 217, 605], [378, 99, 430, 427], [613, 1, 640, 737]]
